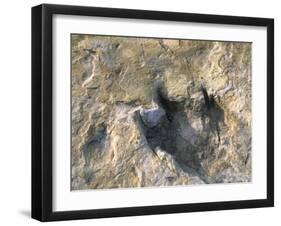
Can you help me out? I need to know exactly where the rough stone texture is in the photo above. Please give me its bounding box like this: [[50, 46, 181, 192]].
[[71, 35, 252, 190]]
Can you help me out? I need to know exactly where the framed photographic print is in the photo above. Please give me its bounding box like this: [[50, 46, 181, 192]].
[[31, 4, 274, 221]]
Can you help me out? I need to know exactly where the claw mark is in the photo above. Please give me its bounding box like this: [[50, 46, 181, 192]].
[[201, 85, 211, 110], [201, 84, 222, 145]]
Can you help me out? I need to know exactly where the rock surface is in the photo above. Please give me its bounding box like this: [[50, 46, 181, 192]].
[[71, 35, 252, 190]]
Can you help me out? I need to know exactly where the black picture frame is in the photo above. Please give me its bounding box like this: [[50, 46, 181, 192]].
[[32, 3, 274, 222]]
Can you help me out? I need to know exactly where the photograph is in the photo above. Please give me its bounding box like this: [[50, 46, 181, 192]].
[[71, 34, 252, 190], [31, 3, 274, 221]]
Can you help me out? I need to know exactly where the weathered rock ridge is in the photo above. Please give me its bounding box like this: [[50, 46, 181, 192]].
[[71, 35, 252, 190]]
